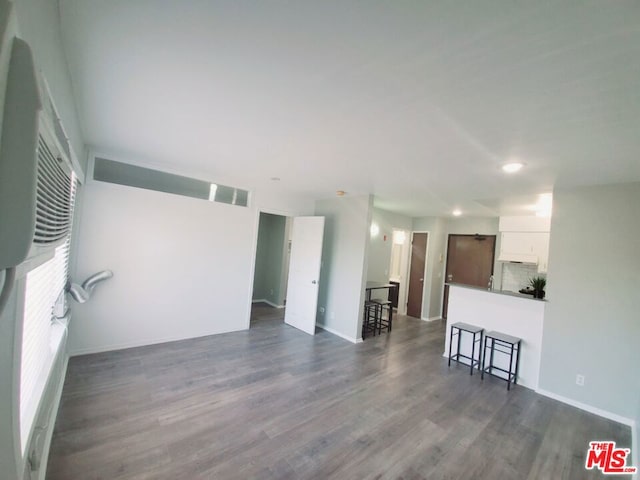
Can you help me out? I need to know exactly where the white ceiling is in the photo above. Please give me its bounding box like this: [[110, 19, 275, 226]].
[[59, 1, 640, 217]]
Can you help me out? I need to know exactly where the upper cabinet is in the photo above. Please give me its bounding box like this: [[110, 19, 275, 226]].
[[499, 231, 550, 273], [498, 216, 551, 273]]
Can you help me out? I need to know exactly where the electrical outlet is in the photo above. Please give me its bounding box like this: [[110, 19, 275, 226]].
[[319, 307, 325, 314], [576, 374, 585, 386]]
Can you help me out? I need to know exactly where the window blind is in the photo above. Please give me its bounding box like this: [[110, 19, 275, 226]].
[[20, 173, 77, 452]]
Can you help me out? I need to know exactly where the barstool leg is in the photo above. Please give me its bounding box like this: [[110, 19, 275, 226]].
[[448, 327, 455, 367], [481, 336, 487, 380], [373, 306, 378, 336], [470, 333, 476, 375], [514, 341, 521, 385], [489, 338, 495, 377], [478, 332, 483, 373], [507, 342, 515, 390]]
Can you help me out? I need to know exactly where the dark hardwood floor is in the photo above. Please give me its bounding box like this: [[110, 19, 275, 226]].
[[47, 305, 632, 479]]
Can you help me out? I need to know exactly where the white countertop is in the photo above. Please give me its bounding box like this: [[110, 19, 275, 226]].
[[446, 282, 546, 302]]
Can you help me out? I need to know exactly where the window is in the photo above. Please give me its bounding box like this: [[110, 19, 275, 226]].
[[19, 174, 77, 452]]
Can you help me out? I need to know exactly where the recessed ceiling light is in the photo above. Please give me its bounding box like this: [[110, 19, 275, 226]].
[[336, 190, 346, 196], [502, 162, 524, 173], [452, 209, 462, 216], [270, 177, 281, 181]]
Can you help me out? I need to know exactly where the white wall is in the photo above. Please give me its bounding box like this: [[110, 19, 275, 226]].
[[367, 207, 412, 308], [315, 195, 372, 342], [13, 0, 86, 173], [70, 170, 314, 355], [538, 182, 640, 424], [446, 216, 499, 236], [252, 214, 270, 301], [367, 207, 412, 283]]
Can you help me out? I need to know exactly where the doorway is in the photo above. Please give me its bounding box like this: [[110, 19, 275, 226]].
[[442, 234, 496, 318], [388, 229, 411, 315], [251, 212, 292, 324], [407, 232, 428, 319]]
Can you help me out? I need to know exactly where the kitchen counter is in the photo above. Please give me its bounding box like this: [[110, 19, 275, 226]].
[[446, 282, 546, 301], [444, 284, 545, 389]]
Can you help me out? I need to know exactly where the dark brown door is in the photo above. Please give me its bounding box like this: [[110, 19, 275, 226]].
[[407, 233, 428, 318], [442, 234, 496, 318]]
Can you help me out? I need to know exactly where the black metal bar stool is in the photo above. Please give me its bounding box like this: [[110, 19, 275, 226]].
[[448, 322, 484, 375], [370, 299, 392, 334], [481, 331, 522, 390], [362, 300, 380, 339]]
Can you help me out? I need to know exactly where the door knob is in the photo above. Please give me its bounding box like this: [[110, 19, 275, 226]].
[[311, 280, 317, 284], [420, 278, 423, 282]]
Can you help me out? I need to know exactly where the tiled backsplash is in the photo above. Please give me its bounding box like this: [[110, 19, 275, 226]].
[[501, 263, 542, 292]]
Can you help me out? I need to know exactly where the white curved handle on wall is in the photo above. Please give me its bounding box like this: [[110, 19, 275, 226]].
[[68, 270, 113, 303]]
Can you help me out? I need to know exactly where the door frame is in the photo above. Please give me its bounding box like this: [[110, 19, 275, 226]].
[[406, 230, 430, 320], [246, 207, 299, 329], [441, 233, 497, 318]]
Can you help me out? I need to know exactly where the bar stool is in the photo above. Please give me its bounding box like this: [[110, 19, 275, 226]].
[[362, 300, 380, 339], [481, 331, 522, 390], [448, 322, 484, 375], [370, 299, 393, 334]]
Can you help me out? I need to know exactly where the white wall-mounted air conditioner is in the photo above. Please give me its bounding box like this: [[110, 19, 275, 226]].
[[0, 38, 74, 271]]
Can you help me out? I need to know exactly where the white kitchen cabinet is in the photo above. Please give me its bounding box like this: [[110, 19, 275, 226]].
[[498, 215, 551, 273], [499, 232, 550, 273], [530, 232, 550, 273]]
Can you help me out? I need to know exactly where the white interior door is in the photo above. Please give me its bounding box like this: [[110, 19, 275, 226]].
[[284, 216, 325, 335]]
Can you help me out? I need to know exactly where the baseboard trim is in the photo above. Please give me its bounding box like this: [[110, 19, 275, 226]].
[[422, 316, 442, 322], [317, 324, 359, 344], [264, 299, 285, 308], [536, 388, 634, 427], [69, 327, 246, 356], [252, 299, 285, 308]]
